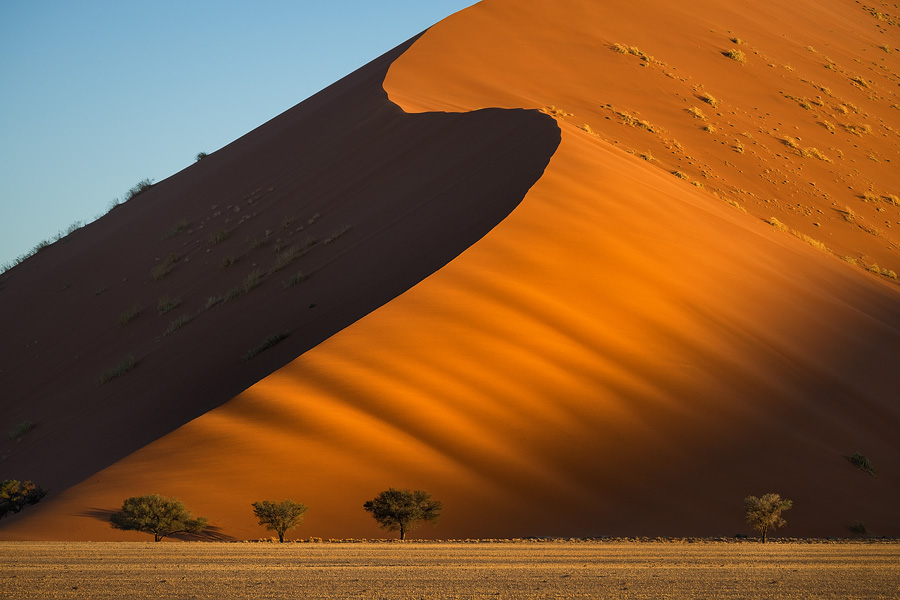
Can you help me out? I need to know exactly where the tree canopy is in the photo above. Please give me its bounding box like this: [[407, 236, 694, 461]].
[[0, 479, 47, 519], [363, 488, 442, 540], [744, 492, 792, 543], [252, 499, 308, 542], [109, 494, 208, 542]]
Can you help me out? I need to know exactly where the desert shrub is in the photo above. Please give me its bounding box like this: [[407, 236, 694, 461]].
[[195, 152, 208, 161], [117, 304, 141, 327], [843, 123, 872, 136], [0, 480, 47, 518], [672, 170, 689, 180], [243, 332, 289, 360], [781, 136, 800, 149], [123, 179, 154, 202], [686, 106, 707, 120], [151, 253, 180, 281], [699, 92, 719, 108], [703, 124, 717, 133], [768, 217, 789, 232], [163, 314, 191, 336], [847, 451, 876, 475], [799, 147, 831, 161], [99, 355, 136, 384], [849, 521, 869, 536], [161, 219, 188, 240], [270, 245, 303, 273], [157, 295, 180, 315], [110, 494, 207, 542], [283, 271, 306, 289], [724, 48, 746, 63], [861, 191, 879, 202], [324, 225, 352, 245], [849, 75, 869, 89], [220, 255, 238, 269], [207, 228, 229, 247], [6, 421, 35, 441]]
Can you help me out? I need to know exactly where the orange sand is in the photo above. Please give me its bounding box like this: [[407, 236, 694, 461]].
[[2, 0, 898, 540]]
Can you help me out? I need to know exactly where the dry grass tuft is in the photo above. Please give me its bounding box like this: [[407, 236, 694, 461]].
[[842, 123, 872, 136], [799, 147, 831, 161], [151, 253, 180, 281], [686, 106, 707, 120], [724, 48, 746, 64], [699, 92, 719, 108]]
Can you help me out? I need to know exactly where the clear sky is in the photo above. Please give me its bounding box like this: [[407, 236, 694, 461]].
[[0, 0, 477, 269]]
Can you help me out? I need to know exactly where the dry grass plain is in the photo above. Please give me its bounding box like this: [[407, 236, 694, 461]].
[[1, 540, 898, 599]]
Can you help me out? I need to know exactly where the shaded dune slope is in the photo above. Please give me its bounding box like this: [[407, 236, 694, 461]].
[[0, 37, 559, 533], [4, 0, 900, 541]]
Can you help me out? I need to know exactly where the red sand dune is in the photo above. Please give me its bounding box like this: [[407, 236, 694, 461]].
[[2, 0, 899, 541]]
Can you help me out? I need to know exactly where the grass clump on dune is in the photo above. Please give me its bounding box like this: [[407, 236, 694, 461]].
[[99, 356, 136, 384], [244, 332, 290, 360], [724, 48, 746, 64], [6, 420, 35, 441], [117, 304, 141, 327], [151, 253, 180, 281], [698, 92, 719, 108]]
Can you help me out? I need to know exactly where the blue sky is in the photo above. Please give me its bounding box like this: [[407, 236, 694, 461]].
[[0, 1, 476, 269]]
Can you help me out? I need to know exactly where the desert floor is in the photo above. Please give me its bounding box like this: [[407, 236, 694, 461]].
[[1, 540, 898, 599]]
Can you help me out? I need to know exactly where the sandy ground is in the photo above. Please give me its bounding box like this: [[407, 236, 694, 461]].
[[2, 541, 899, 599]]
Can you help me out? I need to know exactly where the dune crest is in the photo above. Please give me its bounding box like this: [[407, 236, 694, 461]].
[[3, 0, 899, 540]]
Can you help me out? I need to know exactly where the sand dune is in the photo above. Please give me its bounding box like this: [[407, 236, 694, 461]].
[[2, 0, 899, 540]]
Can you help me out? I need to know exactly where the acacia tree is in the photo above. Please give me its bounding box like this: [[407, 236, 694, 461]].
[[363, 488, 442, 540], [251, 499, 308, 542], [744, 493, 793, 543], [0, 480, 47, 519], [109, 494, 208, 542]]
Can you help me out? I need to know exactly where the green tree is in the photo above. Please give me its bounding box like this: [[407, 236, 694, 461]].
[[109, 494, 207, 542], [251, 499, 308, 542], [744, 492, 792, 543], [0, 480, 47, 518], [363, 488, 442, 540]]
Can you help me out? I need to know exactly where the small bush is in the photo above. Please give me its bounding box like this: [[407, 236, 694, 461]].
[[699, 92, 719, 108], [686, 106, 707, 120], [244, 332, 290, 360], [781, 136, 800, 149], [163, 314, 191, 336], [161, 219, 188, 240], [99, 356, 136, 384], [847, 451, 876, 475], [157, 295, 180, 316], [117, 305, 141, 327], [672, 170, 689, 180], [220, 255, 238, 269], [768, 217, 789, 232], [207, 228, 229, 247], [703, 124, 717, 133], [724, 48, 746, 64], [283, 271, 306, 289], [849, 521, 868, 536], [270, 246, 303, 273], [6, 421, 35, 441], [195, 152, 208, 161], [842, 123, 872, 136], [849, 75, 869, 89], [123, 179, 154, 202], [799, 147, 831, 161], [151, 253, 180, 281]]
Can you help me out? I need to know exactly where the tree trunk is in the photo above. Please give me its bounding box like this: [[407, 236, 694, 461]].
[[155, 533, 162, 542], [399, 523, 405, 541], [762, 526, 768, 544], [278, 530, 285, 543]]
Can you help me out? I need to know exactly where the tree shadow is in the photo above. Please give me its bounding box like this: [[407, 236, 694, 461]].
[[79, 507, 236, 541]]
